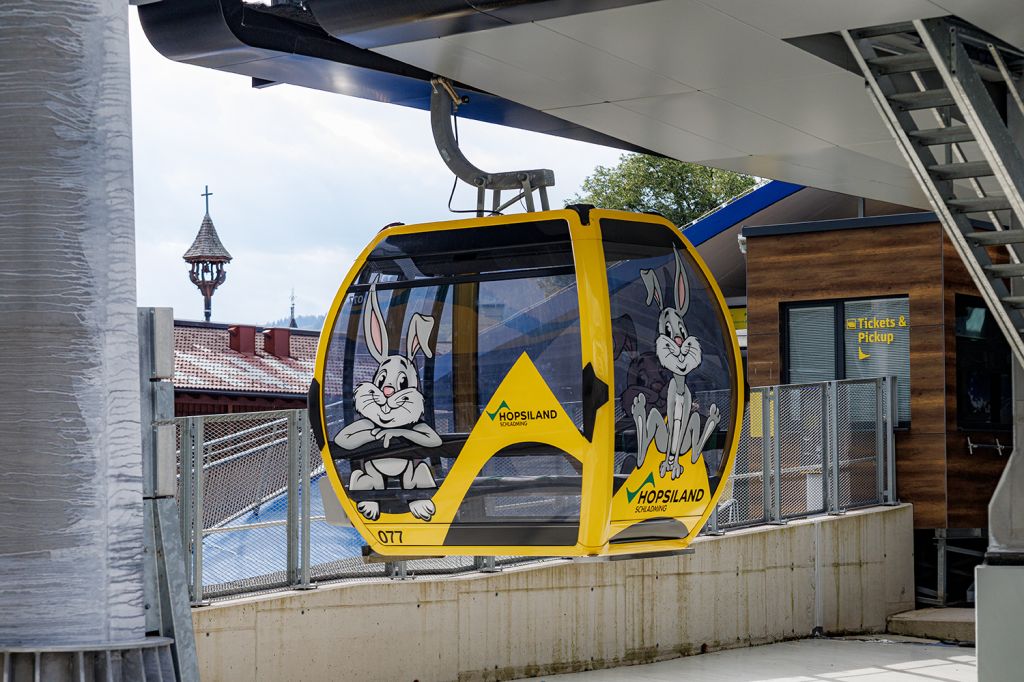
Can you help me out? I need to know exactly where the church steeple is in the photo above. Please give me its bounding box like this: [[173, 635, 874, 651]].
[[183, 186, 232, 322]]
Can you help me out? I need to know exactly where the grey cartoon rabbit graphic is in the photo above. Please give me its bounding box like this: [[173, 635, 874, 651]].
[[630, 246, 720, 480], [334, 283, 441, 521]]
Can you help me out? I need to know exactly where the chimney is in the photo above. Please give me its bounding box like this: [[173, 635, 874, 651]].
[[263, 328, 291, 359], [228, 325, 256, 355]]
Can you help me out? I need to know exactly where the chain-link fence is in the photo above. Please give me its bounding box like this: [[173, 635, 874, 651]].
[[176, 410, 308, 600], [706, 387, 769, 529], [172, 377, 897, 602], [705, 377, 897, 533], [174, 411, 558, 602]]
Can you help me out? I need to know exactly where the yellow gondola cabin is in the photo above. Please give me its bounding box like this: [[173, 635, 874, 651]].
[[309, 208, 744, 557]]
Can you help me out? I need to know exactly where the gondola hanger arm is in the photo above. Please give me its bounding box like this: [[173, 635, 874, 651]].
[[430, 77, 554, 214]]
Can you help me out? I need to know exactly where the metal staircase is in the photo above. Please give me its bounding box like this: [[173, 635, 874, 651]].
[[842, 18, 1024, 366]]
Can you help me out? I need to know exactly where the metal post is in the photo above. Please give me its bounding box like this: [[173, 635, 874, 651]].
[[936, 530, 948, 606], [154, 498, 201, 681], [875, 377, 885, 505], [180, 419, 194, 595], [298, 412, 314, 590], [522, 178, 536, 212], [827, 381, 843, 515], [191, 417, 206, 604], [821, 386, 829, 515], [705, 503, 723, 536], [761, 389, 772, 524], [824, 383, 834, 514], [286, 411, 300, 586], [884, 376, 899, 505], [385, 560, 410, 580], [139, 308, 201, 680], [771, 388, 784, 524]]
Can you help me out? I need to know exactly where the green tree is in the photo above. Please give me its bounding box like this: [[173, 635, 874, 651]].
[[569, 154, 757, 227]]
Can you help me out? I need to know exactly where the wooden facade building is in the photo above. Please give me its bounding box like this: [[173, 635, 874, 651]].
[[743, 213, 1012, 530]]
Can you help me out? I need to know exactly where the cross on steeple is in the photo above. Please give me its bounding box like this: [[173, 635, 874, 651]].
[[201, 185, 213, 215]]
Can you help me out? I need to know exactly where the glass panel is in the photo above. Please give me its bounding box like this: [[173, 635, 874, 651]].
[[843, 297, 911, 423], [956, 294, 1012, 431], [477, 274, 583, 426], [787, 306, 836, 384], [320, 220, 583, 526], [452, 448, 582, 524], [359, 219, 574, 283], [601, 219, 739, 493]]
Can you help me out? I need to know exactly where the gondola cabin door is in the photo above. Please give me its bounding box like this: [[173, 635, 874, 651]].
[[310, 209, 743, 557]]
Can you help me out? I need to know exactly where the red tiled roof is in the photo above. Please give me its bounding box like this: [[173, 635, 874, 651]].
[[174, 321, 318, 396]]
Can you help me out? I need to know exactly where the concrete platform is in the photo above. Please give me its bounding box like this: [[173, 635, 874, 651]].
[[542, 638, 977, 681], [887, 608, 975, 643]]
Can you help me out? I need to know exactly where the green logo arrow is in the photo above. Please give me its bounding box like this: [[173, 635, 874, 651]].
[[626, 472, 656, 503], [486, 400, 511, 421]]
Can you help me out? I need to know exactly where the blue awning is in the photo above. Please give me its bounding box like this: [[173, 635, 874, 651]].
[[683, 181, 803, 247]]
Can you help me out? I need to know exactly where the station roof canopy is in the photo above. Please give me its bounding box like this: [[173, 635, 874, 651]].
[[139, 1, 1024, 206], [683, 180, 917, 299]]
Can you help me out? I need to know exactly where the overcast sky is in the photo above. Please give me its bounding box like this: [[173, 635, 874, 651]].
[[129, 9, 623, 325]]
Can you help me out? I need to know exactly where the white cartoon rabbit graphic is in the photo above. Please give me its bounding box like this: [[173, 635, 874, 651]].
[[334, 284, 442, 521], [630, 246, 720, 480]]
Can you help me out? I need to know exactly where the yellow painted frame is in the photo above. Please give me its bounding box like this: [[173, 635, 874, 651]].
[[312, 208, 744, 557]]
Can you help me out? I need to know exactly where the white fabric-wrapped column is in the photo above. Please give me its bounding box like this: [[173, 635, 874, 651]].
[[0, 0, 144, 645]]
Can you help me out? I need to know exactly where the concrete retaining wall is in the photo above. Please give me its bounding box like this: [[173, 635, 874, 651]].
[[192, 504, 914, 681]]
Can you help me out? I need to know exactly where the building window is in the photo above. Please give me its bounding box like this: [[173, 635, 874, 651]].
[[956, 294, 1012, 431], [786, 305, 836, 384], [784, 296, 911, 424]]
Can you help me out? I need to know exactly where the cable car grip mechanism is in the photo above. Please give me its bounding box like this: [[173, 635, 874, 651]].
[[431, 77, 555, 216]]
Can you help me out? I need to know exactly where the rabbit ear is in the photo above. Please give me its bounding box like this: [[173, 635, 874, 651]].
[[363, 284, 389, 363], [640, 269, 663, 309], [407, 313, 435, 359], [673, 245, 690, 316]]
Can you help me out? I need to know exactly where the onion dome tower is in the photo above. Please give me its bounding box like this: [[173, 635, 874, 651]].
[[183, 186, 232, 322]]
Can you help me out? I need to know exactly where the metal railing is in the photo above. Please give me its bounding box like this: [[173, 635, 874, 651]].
[[705, 376, 898, 533], [172, 377, 897, 602]]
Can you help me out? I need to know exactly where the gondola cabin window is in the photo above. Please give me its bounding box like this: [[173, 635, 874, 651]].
[[601, 219, 740, 529], [320, 219, 585, 541]]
